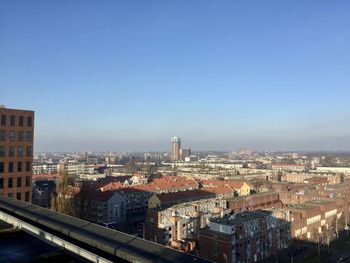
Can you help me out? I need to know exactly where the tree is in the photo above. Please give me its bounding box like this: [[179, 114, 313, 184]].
[[338, 212, 346, 229], [312, 227, 321, 255], [75, 180, 93, 219], [330, 215, 339, 238], [50, 172, 75, 216]]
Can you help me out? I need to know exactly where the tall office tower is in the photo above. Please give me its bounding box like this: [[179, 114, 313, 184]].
[[0, 106, 34, 202], [171, 136, 181, 161]]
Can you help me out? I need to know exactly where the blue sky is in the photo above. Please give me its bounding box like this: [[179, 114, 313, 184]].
[[0, 0, 349, 152]]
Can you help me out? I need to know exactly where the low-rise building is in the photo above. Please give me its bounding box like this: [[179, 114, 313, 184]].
[[33, 163, 59, 175], [316, 167, 350, 174], [270, 164, 305, 172], [76, 190, 126, 229]]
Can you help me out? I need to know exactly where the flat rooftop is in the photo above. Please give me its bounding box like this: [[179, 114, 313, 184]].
[[211, 210, 272, 226]]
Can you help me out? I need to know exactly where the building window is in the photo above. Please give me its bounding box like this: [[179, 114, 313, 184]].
[[8, 162, 13, 173], [10, 131, 15, 141], [18, 131, 23, 141], [25, 161, 30, 172], [1, 115, 6, 126], [17, 161, 22, 172], [9, 146, 14, 157], [16, 192, 21, 200], [8, 193, 12, 198], [0, 162, 4, 173], [18, 146, 23, 157], [26, 147, 31, 157], [19, 116, 24, 127], [0, 130, 5, 141], [10, 115, 15, 126], [0, 178, 3, 189], [17, 177, 22, 187], [25, 176, 30, 187], [27, 116, 32, 127], [0, 146, 5, 157], [26, 131, 32, 142], [25, 191, 30, 202], [8, 177, 13, 188]]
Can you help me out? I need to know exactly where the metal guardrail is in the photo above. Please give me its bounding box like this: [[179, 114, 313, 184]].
[[0, 196, 212, 263]]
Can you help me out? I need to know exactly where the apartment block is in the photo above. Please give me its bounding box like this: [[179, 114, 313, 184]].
[[199, 209, 291, 263], [145, 198, 229, 252], [288, 199, 346, 240], [0, 107, 34, 202], [270, 164, 305, 172]]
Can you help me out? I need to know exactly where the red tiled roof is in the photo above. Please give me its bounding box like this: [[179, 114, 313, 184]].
[[201, 179, 246, 190], [98, 175, 198, 193], [99, 182, 124, 191]]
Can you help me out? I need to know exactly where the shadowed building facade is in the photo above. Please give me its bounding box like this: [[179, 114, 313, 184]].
[[0, 106, 34, 202]]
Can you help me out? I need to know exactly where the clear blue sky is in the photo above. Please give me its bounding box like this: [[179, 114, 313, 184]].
[[1, 0, 349, 152]]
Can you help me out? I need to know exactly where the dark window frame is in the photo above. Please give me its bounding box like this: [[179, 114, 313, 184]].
[[0, 130, 5, 141], [9, 146, 14, 157], [8, 162, 14, 173], [26, 131, 32, 142], [10, 115, 15, 126], [25, 176, 30, 187], [8, 177, 13, 188], [9, 131, 15, 141], [18, 146, 23, 157], [1, 115, 6, 126], [19, 116, 24, 127], [17, 177, 22, 187], [25, 161, 31, 172], [18, 131, 23, 142], [0, 146, 5, 157], [26, 146, 31, 157], [17, 161, 22, 172], [27, 116, 33, 127]]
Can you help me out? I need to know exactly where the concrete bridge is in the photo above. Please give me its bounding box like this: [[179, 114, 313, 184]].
[[0, 196, 212, 263]]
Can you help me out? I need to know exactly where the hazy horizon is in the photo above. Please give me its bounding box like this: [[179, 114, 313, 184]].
[[1, 1, 349, 152]]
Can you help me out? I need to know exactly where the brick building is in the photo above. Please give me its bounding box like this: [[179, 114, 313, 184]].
[[288, 199, 346, 240], [199, 209, 291, 263], [145, 198, 229, 252], [227, 191, 282, 213], [0, 107, 34, 202]]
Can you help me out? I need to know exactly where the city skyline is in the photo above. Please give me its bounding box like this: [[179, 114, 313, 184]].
[[1, 1, 349, 152]]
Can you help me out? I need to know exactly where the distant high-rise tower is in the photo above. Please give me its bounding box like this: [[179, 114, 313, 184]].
[[0, 106, 34, 202], [181, 148, 191, 161], [171, 136, 181, 161]]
